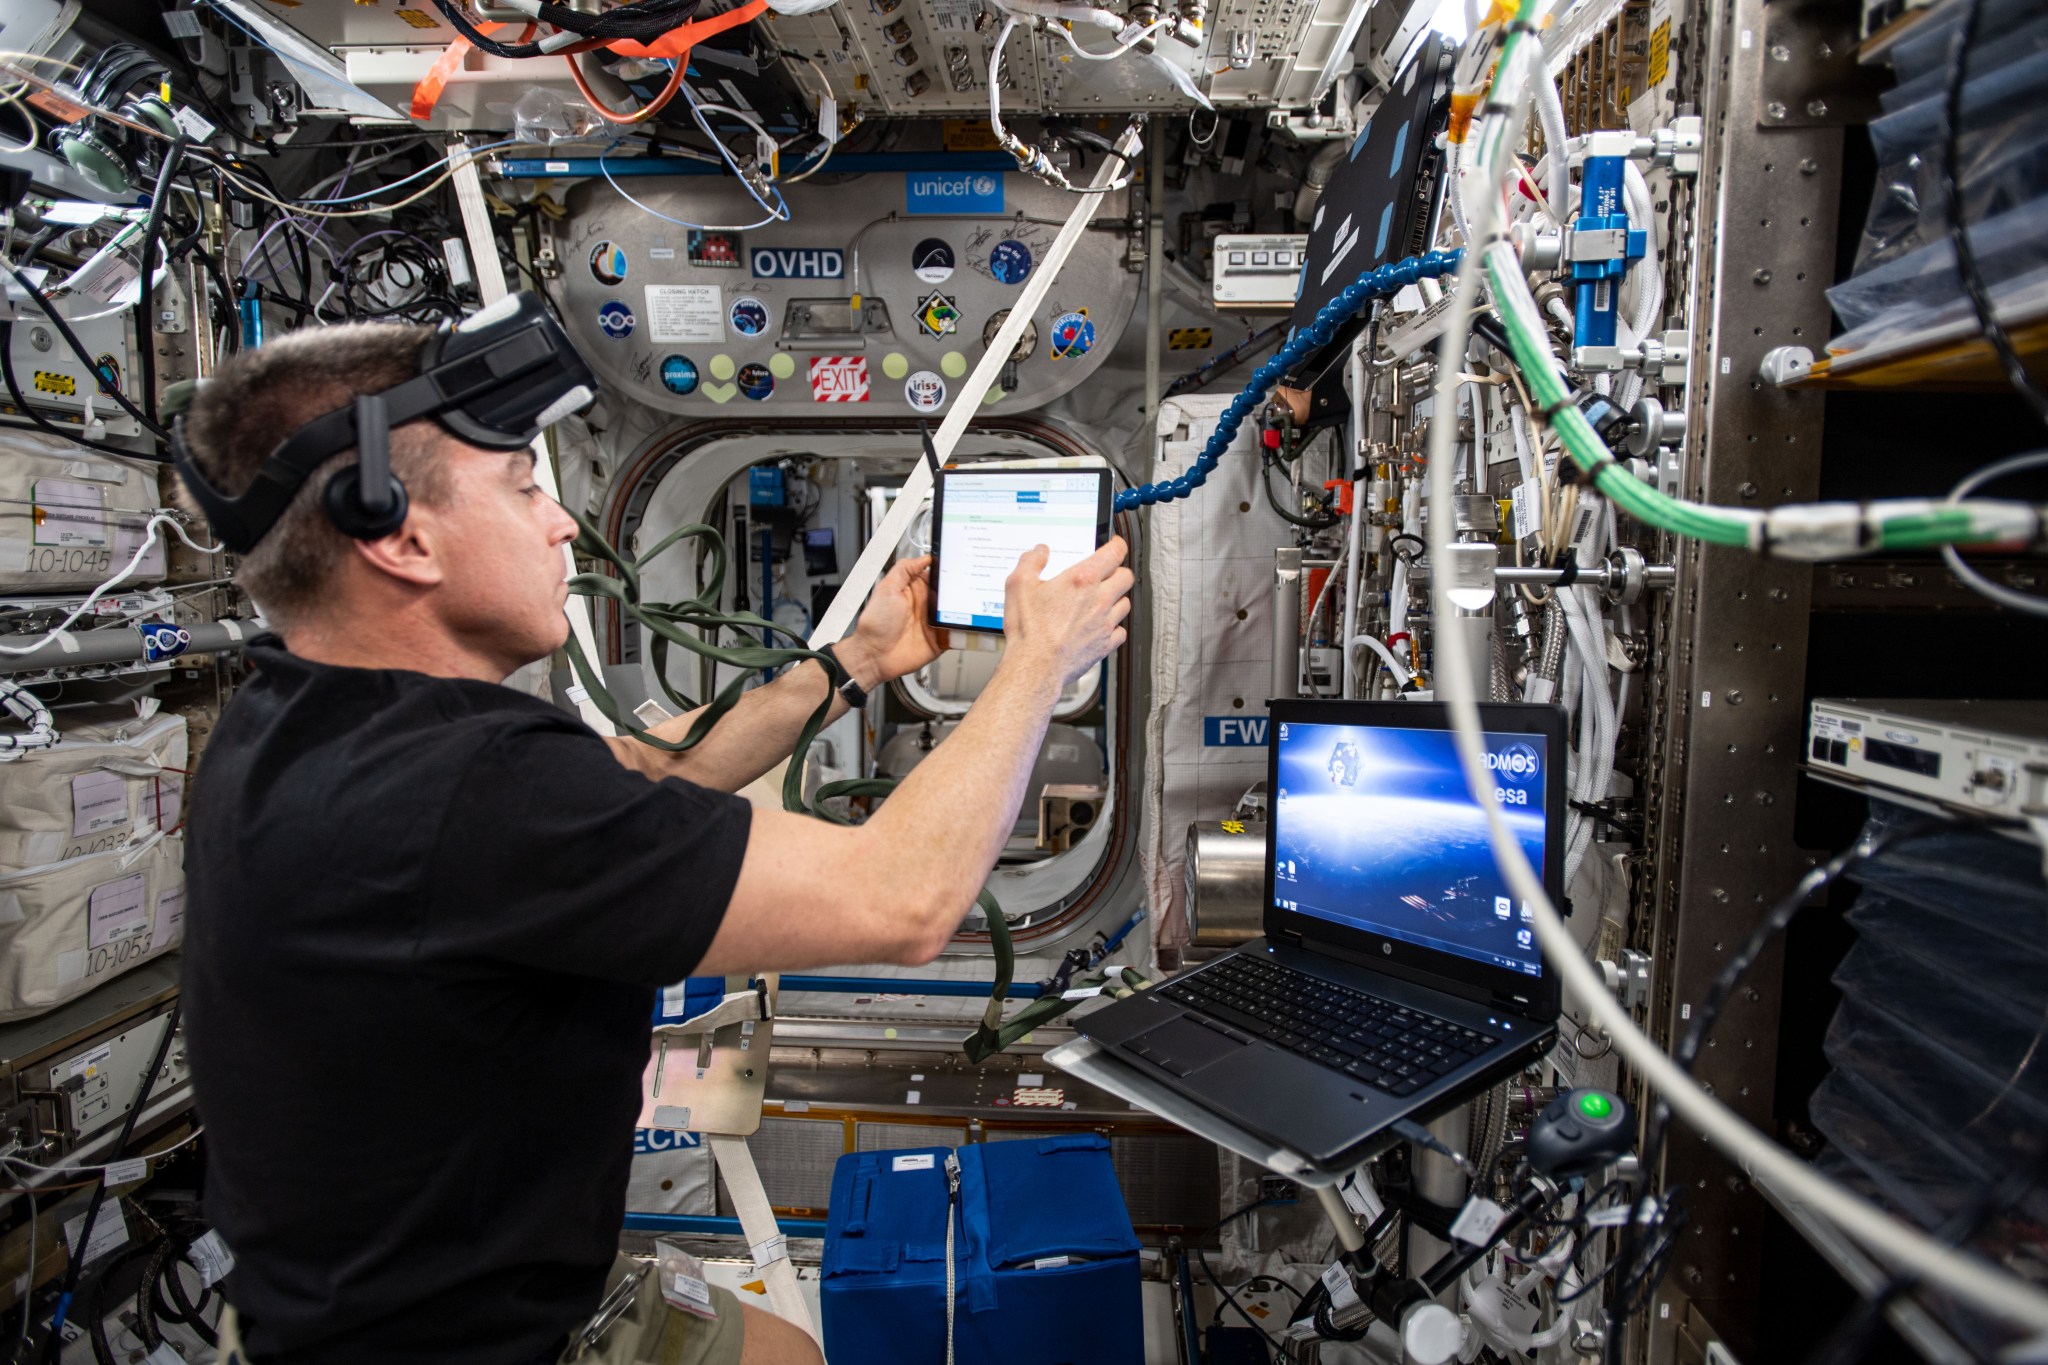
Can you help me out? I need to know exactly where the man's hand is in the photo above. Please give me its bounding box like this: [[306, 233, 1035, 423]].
[[1000, 536, 1134, 686], [839, 554, 947, 688]]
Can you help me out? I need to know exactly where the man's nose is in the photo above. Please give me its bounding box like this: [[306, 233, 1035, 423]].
[[544, 494, 578, 547]]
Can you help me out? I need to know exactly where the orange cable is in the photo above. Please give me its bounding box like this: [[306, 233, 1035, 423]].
[[564, 50, 689, 125]]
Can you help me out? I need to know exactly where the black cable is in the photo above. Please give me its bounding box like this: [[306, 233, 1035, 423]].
[[85, 1242, 157, 1365], [426, 0, 706, 59], [1261, 456, 1340, 528], [1163, 323, 1287, 400], [1191, 1197, 1289, 1355], [135, 135, 191, 428], [38, 1002, 182, 1365], [0, 263, 169, 442], [1940, 0, 2048, 427], [136, 1231, 220, 1351], [1, 322, 168, 461]]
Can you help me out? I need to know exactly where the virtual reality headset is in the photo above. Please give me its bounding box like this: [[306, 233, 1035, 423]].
[[173, 291, 599, 554]]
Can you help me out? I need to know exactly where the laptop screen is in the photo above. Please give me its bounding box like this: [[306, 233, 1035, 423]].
[[1270, 717, 1550, 979]]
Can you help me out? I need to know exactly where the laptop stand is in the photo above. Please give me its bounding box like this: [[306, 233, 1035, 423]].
[[1044, 1037, 1394, 1187]]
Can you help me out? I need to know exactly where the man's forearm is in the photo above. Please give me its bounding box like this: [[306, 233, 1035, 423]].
[[604, 641, 884, 791], [858, 647, 1066, 931]]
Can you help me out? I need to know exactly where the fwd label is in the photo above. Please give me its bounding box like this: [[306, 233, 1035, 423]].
[[1204, 716, 1269, 746]]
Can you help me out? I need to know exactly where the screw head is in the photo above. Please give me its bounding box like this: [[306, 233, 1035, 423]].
[[1807, 98, 1828, 117], [1766, 101, 1788, 120], [1753, 269, 1772, 285], [1769, 43, 1791, 60], [1726, 689, 1744, 704], [1740, 481, 1760, 499], [1799, 158, 1820, 175]]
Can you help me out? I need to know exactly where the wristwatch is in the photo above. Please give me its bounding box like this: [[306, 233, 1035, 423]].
[[818, 643, 869, 709]]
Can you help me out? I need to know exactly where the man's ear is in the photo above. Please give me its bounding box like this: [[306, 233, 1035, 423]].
[[350, 502, 446, 589]]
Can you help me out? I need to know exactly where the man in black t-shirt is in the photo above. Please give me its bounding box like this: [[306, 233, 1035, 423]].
[[173, 319, 1133, 1365]]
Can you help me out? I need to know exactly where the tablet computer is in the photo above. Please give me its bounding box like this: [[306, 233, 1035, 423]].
[[928, 466, 1113, 634]]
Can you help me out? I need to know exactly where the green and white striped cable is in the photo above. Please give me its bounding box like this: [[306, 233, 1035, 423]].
[[1470, 126, 2044, 559]]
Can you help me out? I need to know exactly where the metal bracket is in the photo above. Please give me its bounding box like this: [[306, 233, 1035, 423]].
[[1600, 948, 1652, 1012]]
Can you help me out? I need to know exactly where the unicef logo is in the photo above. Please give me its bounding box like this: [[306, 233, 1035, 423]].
[[972, 176, 997, 196], [1488, 742, 1540, 783]]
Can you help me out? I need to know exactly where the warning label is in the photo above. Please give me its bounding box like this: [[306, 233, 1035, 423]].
[[809, 356, 870, 402]]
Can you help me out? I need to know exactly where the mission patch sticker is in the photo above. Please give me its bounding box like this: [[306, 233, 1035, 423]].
[[1049, 309, 1094, 360], [904, 371, 946, 412], [916, 291, 959, 339], [598, 301, 635, 340], [590, 241, 628, 286], [988, 239, 1032, 285], [660, 355, 700, 395], [737, 363, 775, 401], [728, 297, 770, 337], [912, 238, 955, 284]]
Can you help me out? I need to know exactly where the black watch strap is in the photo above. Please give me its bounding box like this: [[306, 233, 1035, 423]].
[[819, 643, 869, 709]]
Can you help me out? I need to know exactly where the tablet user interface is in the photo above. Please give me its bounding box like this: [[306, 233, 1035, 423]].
[[933, 471, 1104, 631]]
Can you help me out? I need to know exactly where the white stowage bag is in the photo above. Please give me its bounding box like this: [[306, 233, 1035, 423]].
[[0, 713, 188, 868], [0, 832, 185, 1022], [0, 430, 168, 593], [1139, 398, 1289, 957]]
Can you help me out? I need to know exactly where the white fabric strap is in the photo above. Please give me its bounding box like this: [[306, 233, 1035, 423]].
[[707, 1134, 815, 1340], [451, 152, 614, 737]]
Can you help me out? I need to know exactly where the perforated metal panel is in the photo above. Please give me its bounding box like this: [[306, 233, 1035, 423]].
[[855, 1120, 973, 1151], [1109, 1133, 1220, 1228], [731, 1116, 845, 1212]]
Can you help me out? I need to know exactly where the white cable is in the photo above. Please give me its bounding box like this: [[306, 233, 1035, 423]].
[[1940, 449, 2048, 618], [0, 1126, 204, 1177], [1613, 159, 1663, 412], [597, 142, 789, 232], [1350, 633, 1410, 691], [1302, 548, 1350, 696], [1049, 17, 1169, 60], [1533, 67, 1570, 227], [989, 17, 1020, 149], [0, 514, 221, 655], [1561, 585, 1613, 880], [1426, 9, 2048, 1333], [0, 677, 57, 751]]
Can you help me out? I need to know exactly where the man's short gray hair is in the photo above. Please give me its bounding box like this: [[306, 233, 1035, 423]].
[[175, 323, 453, 630]]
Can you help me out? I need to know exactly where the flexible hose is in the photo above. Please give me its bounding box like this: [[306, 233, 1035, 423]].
[[1116, 249, 1463, 511]]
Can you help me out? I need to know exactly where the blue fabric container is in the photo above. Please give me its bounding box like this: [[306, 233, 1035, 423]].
[[821, 1134, 1142, 1365], [652, 976, 726, 1026]]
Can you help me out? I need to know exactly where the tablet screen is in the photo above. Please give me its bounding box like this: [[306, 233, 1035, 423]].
[[931, 469, 1110, 632]]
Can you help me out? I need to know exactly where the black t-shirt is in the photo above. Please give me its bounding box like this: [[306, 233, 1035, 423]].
[[183, 639, 750, 1365]]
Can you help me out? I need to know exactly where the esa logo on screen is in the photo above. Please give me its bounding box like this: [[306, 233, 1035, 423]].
[[1486, 742, 1541, 806]]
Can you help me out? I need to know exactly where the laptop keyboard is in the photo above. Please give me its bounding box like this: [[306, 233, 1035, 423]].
[[1157, 955, 1499, 1098]]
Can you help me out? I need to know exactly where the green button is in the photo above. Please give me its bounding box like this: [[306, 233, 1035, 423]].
[[1578, 1092, 1613, 1119]]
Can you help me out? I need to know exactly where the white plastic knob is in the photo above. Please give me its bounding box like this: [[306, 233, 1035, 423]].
[[1403, 1302, 1467, 1365]]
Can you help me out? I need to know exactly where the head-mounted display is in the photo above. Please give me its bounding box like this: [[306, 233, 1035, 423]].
[[172, 291, 599, 554]]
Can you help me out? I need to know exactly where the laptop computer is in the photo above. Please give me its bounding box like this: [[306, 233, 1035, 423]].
[[1076, 699, 1565, 1174]]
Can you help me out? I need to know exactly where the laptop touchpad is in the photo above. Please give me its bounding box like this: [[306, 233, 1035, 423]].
[[1128, 1017, 1247, 1077]]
